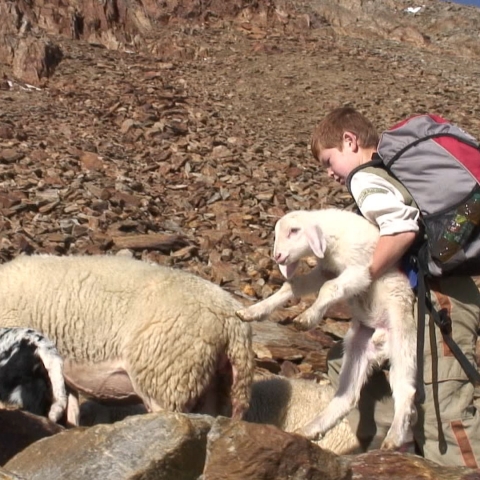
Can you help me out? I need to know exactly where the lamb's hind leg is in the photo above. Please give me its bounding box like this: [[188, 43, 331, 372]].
[[382, 304, 417, 450], [296, 322, 375, 440], [236, 266, 328, 322]]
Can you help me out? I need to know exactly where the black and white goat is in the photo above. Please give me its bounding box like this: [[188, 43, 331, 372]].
[[0, 327, 67, 423]]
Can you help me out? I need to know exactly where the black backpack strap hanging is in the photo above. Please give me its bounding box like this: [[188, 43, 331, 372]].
[[427, 297, 480, 387], [415, 252, 480, 394], [427, 304, 448, 454], [415, 261, 427, 404]]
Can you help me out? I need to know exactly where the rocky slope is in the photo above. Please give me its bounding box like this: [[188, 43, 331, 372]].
[[1, 0, 480, 476]]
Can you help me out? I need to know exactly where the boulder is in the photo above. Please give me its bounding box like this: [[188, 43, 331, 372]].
[[5, 412, 213, 480], [0, 408, 63, 466], [202, 416, 350, 480]]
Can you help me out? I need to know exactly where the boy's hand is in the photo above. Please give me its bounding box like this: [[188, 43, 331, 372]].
[[370, 231, 416, 281]]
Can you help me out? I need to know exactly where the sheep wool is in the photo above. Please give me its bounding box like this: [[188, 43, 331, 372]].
[[245, 375, 362, 455], [0, 254, 254, 421]]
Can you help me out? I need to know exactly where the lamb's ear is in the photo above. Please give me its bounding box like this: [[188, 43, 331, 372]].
[[303, 223, 327, 258], [279, 261, 299, 280]]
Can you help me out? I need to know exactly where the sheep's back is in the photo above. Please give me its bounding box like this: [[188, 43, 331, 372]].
[[126, 265, 249, 365], [0, 255, 249, 365], [0, 255, 151, 361]]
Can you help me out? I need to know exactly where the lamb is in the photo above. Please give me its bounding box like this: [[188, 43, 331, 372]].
[[0, 254, 254, 425], [244, 374, 362, 455], [0, 327, 67, 423], [236, 208, 416, 450]]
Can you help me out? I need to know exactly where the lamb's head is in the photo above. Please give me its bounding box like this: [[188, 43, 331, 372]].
[[273, 211, 327, 279]]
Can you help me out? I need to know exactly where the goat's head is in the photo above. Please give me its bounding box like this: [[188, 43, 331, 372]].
[[273, 211, 326, 279]]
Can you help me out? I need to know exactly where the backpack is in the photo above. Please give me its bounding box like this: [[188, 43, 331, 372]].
[[375, 114, 480, 277], [348, 114, 480, 399]]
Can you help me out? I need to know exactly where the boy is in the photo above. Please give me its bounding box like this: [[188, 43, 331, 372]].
[[311, 106, 480, 467]]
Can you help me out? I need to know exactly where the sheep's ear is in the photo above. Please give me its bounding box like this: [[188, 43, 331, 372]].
[[279, 261, 299, 280], [304, 224, 327, 258]]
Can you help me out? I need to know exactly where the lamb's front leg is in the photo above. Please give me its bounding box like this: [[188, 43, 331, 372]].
[[294, 265, 371, 330], [236, 266, 328, 322], [296, 322, 374, 440]]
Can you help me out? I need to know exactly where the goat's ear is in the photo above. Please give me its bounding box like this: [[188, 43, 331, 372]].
[[304, 223, 327, 258]]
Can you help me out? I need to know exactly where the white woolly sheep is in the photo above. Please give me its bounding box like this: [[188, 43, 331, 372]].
[[244, 374, 362, 455], [236, 208, 416, 450], [0, 254, 254, 425], [0, 327, 67, 423]]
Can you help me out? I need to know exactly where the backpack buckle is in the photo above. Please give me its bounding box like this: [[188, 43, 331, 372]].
[[433, 308, 452, 335]]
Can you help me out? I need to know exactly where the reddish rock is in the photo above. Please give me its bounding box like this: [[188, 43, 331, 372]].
[[0, 408, 63, 466], [203, 417, 349, 480], [12, 37, 62, 86], [79, 152, 104, 171]]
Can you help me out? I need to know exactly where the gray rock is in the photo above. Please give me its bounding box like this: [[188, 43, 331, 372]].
[[5, 412, 213, 480]]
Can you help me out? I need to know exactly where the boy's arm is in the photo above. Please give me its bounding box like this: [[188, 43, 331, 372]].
[[369, 231, 417, 281], [350, 171, 420, 281]]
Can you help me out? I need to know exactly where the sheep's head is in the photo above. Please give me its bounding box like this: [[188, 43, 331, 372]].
[[273, 211, 327, 279]]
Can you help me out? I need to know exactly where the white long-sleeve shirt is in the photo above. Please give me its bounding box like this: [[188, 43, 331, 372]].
[[349, 171, 420, 236]]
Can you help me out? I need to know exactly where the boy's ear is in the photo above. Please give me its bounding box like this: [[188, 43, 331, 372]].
[[343, 131, 359, 152]]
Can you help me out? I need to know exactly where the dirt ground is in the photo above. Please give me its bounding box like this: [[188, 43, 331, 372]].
[[1, 0, 480, 334]]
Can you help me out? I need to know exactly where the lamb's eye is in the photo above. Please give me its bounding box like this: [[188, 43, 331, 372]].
[[289, 228, 300, 236]]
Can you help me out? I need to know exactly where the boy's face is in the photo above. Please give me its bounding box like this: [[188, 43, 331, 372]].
[[317, 132, 363, 185]]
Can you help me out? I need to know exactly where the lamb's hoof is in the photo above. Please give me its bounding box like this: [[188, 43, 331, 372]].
[[380, 438, 402, 451], [394, 441, 416, 454], [293, 312, 317, 331], [293, 320, 310, 332], [294, 424, 323, 442], [235, 308, 266, 322]]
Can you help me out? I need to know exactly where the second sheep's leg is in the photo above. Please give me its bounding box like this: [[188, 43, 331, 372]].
[[122, 318, 245, 419], [296, 322, 375, 440], [35, 343, 68, 423], [236, 266, 329, 322], [66, 391, 80, 426], [123, 342, 204, 416], [294, 265, 372, 330]]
